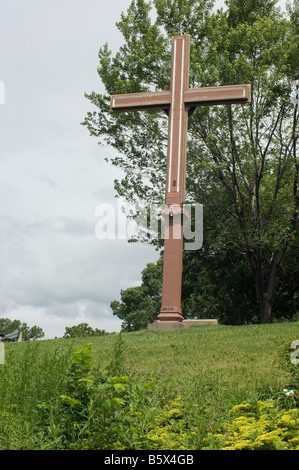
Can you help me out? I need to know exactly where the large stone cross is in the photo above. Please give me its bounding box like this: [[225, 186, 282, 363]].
[[110, 35, 251, 326]]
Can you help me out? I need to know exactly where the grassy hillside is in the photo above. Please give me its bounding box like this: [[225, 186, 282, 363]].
[[0, 322, 298, 450]]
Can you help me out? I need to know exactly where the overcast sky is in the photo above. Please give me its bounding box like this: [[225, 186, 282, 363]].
[[0, 0, 163, 338], [0, 0, 287, 339]]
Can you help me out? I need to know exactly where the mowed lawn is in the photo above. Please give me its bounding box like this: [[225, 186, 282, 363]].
[[107, 322, 297, 391], [3, 322, 297, 391]]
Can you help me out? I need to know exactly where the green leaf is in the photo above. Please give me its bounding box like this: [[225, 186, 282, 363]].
[[60, 395, 83, 408]]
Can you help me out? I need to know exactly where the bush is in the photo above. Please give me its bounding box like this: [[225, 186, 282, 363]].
[[144, 396, 196, 450], [205, 400, 299, 450], [48, 340, 168, 449]]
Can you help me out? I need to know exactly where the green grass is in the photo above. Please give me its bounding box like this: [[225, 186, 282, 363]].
[[59, 322, 296, 392], [0, 321, 298, 449]]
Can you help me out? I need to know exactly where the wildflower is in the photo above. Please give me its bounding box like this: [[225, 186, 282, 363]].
[[283, 389, 294, 397]]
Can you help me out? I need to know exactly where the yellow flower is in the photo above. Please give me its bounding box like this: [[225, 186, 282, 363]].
[[277, 410, 299, 429], [230, 403, 252, 414]]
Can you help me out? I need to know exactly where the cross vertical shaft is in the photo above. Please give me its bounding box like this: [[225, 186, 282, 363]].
[[158, 35, 190, 323], [166, 35, 189, 205]]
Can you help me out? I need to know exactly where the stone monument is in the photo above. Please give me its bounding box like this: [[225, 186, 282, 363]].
[[110, 35, 251, 329]]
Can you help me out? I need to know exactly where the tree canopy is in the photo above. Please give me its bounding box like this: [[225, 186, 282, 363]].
[[83, 0, 298, 325], [0, 318, 44, 341], [63, 323, 108, 339], [110, 258, 163, 331]]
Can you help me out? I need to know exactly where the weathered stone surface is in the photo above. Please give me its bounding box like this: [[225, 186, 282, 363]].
[[182, 319, 218, 326], [148, 319, 218, 330]]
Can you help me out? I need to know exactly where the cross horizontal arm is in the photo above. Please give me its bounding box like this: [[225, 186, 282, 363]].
[[110, 84, 251, 113], [110, 90, 171, 112], [184, 84, 251, 107]]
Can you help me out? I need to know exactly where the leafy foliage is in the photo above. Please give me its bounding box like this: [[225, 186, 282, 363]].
[[182, 249, 259, 324], [111, 244, 297, 328], [110, 258, 163, 331], [63, 322, 108, 338], [206, 399, 299, 450], [55, 339, 171, 449], [145, 395, 195, 449]]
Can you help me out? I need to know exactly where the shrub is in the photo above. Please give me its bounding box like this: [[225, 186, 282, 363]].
[[54, 341, 163, 449], [205, 400, 299, 450], [144, 395, 197, 450]]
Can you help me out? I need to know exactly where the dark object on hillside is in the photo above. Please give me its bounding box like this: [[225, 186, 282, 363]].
[[0, 330, 22, 342]]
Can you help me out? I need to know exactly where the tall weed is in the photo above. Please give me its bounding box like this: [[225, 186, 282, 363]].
[[50, 338, 163, 449]]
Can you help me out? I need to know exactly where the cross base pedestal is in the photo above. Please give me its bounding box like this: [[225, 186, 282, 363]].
[[147, 318, 218, 330], [148, 320, 186, 330], [157, 311, 184, 322]]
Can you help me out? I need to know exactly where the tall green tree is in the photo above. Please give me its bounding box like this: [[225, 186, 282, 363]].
[[83, 0, 298, 323], [110, 259, 163, 331]]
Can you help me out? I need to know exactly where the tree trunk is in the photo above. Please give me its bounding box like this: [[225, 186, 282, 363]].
[[261, 291, 274, 324], [249, 248, 286, 323], [251, 254, 271, 323]]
